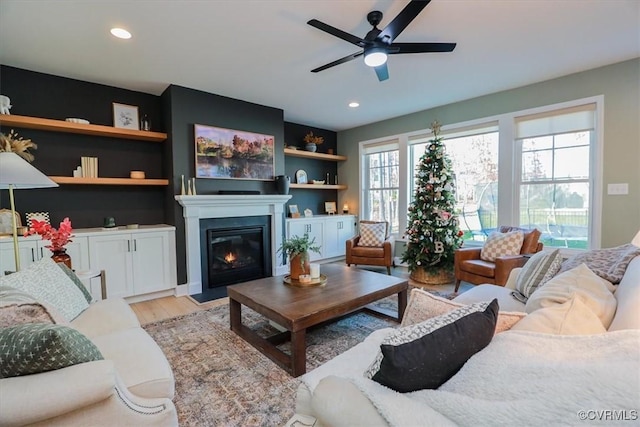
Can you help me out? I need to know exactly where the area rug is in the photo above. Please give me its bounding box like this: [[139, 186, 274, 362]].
[[143, 301, 399, 426]]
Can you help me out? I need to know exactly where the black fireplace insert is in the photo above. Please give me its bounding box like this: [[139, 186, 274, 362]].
[[199, 215, 271, 291]]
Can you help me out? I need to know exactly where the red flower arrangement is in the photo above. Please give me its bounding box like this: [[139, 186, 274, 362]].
[[29, 217, 73, 251]]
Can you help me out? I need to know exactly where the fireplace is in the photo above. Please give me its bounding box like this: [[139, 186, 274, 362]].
[[200, 215, 271, 290], [175, 194, 291, 297]]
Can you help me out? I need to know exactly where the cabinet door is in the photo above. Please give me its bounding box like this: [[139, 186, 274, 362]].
[[38, 237, 90, 272], [324, 216, 357, 258], [89, 234, 134, 298], [0, 240, 38, 274], [131, 232, 174, 295], [287, 220, 324, 261]]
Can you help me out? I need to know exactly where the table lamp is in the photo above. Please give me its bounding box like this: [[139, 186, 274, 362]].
[[632, 230, 640, 247], [0, 152, 58, 271]]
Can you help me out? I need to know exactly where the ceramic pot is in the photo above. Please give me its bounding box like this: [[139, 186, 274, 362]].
[[305, 143, 317, 152], [275, 175, 290, 195], [51, 248, 72, 269], [289, 252, 310, 280]]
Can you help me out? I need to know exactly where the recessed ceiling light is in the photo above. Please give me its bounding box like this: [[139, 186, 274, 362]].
[[110, 28, 132, 39], [348, 102, 360, 108]]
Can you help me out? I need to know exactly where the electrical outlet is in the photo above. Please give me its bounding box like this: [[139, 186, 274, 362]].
[[607, 183, 629, 195]]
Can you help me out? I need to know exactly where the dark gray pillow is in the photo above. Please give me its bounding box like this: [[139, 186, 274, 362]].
[[372, 299, 499, 393]]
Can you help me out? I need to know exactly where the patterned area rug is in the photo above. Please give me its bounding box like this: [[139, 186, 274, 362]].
[[143, 301, 399, 426]]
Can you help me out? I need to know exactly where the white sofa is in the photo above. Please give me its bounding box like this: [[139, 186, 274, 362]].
[[295, 255, 640, 426], [0, 259, 177, 426]]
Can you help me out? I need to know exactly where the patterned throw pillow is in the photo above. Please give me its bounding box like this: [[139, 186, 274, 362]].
[[480, 230, 525, 262], [0, 258, 89, 322], [556, 243, 640, 284], [365, 299, 493, 379], [0, 323, 103, 378], [514, 249, 563, 300], [402, 288, 525, 333], [358, 222, 387, 247], [369, 300, 499, 393], [56, 263, 94, 304]]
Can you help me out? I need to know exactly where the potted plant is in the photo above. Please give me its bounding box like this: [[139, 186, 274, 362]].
[[278, 233, 321, 279], [303, 131, 324, 153]]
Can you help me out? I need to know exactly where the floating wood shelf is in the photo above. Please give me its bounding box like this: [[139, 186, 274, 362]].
[[290, 183, 347, 190], [0, 114, 167, 142], [284, 148, 347, 161], [49, 176, 169, 186]]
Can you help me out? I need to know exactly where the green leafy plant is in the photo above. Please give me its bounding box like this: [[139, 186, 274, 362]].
[[277, 233, 321, 265]]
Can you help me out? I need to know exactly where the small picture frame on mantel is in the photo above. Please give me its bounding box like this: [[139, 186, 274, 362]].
[[289, 205, 300, 218], [112, 102, 140, 130]]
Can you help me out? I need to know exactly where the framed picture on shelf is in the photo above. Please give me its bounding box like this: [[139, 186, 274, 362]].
[[112, 103, 140, 130], [289, 205, 300, 218], [25, 212, 50, 228], [325, 202, 337, 215], [295, 169, 308, 184], [194, 124, 274, 181], [0, 209, 21, 236]]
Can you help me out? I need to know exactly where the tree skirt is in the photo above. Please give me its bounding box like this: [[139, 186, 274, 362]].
[[143, 302, 397, 426]]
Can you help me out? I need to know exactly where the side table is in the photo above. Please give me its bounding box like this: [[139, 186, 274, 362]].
[[75, 269, 107, 300]]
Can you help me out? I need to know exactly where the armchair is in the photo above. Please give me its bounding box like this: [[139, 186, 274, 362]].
[[346, 221, 395, 275], [454, 226, 543, 292]]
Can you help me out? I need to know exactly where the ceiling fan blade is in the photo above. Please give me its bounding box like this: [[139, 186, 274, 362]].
[[377, 0, 432, 43], [311, 51, 364, 73], [307, 19, 365, 47], [374, 63, 389, 81], [390, 42, 456, 54]]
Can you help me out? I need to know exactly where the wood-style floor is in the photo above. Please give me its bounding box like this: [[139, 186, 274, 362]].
[[130, 295, 228, 325], [130, 265, 471, 324]]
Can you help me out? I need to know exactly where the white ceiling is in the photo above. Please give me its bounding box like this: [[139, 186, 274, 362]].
[[0, 0, 638, 131]]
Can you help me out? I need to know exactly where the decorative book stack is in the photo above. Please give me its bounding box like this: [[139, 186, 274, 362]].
[[80, 156, 98, 178]]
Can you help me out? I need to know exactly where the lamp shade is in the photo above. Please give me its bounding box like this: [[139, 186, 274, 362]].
[[632, 230, 640, 247], [0, 152, 58, 189]]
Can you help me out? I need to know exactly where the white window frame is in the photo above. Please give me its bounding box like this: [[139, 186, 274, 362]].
[[357, 95, 603, 252], [359, 138, 402, 233]]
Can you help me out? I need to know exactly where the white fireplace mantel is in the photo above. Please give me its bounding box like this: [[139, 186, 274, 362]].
[[175, 194, 292, 295]]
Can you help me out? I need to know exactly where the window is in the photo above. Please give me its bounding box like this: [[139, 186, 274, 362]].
[[357, 96, 601, 252], [361, 141, 400, 233], [409, 125, 499, 244], [516, 104, 595, 249]]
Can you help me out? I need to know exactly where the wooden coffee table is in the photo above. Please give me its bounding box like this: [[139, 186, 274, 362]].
[[228, 264, 408, 377]]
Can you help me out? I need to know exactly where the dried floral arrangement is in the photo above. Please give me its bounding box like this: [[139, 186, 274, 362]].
[[303, 131, 324, 145], [0, 129, 37, 162]]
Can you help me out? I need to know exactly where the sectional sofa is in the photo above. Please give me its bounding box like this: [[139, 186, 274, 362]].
[[295, 251, 640, 426]]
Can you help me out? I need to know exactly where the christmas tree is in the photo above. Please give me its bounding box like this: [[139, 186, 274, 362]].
[[401, 121, 463, 276]]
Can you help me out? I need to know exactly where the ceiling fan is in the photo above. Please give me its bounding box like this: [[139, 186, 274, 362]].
[[307, 0, 456, 81]]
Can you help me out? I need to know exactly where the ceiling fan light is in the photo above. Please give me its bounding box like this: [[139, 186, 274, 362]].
[[364, 48, 387, 67]]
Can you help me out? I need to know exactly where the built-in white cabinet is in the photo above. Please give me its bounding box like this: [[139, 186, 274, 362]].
[[0, 237, 89, 273], [89, 230, 175, 298], [323, 216, 357, 259], [286, 215, 356, 262], [287, 219, 325, 262], [0, 225, 177, 301]]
